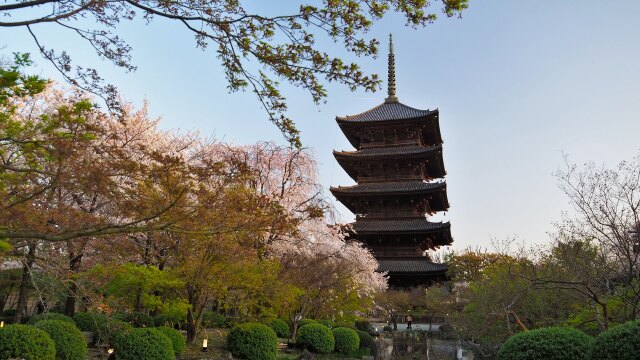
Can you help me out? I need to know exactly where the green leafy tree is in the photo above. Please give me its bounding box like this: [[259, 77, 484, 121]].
[[0, 1, 467, 145]]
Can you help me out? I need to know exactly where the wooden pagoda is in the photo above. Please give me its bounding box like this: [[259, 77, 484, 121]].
[[331, 35, 452, 288]]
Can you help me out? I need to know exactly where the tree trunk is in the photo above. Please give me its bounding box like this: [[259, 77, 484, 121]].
[[186, 285, 200, 343], [64, 249, 83, 317], [14, 244, 36, 323]]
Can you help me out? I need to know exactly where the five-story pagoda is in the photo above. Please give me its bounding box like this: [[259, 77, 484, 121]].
[[331, 35, 452, 288]]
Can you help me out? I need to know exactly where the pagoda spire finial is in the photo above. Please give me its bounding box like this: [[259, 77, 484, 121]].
[[385, 33, 399, 103]]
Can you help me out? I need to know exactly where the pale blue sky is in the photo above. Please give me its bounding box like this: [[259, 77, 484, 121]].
[[3, 1, 640, 250]]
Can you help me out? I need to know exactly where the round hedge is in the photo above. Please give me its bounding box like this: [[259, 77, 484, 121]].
[[113, 311, 155, 328], [590, 320, 640, 360], [35, 320, 88, 360], [73, 312, 107, 332], [356, 330, 374, 349], [297, 319, 317, 328], [202, 310, 226, 328], [113, 328, 173, 360], [332, 327, 360, 353], [95, 319, 134, 347], [297, 323, 334, 354], [28, 312, 75, 325], [156, 326, 186, 355], [0, 324, 56, 360], [317, 319, 334, 329], [269, 318, 291, 338], [228, 323, 278, 360], [497, 327, 592, 360]]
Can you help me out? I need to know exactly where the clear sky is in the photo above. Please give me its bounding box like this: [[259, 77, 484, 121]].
[[3, 1, 640, 251]]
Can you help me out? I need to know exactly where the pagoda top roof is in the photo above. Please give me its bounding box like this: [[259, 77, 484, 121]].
[[331, 181, 445, 196], [378, 259, 448, 274], [334, 145, 441, 158], [351, 219, 450, 234], [336, 101, 437, 123]]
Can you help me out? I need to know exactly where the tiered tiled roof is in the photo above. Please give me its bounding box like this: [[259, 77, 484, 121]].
[[378, 259, 448, 274], [352, 219, 450, 234], [331, 181, 445, 195], [334, 145, 441, 158], [336, 101, 437, 122]]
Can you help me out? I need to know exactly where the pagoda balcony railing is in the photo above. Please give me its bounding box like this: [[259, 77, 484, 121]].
[[358, 174, 423, 182], [360, 139, 421, 148]]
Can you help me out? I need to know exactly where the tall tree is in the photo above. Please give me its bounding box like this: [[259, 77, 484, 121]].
[[0, 0, 467, 145]]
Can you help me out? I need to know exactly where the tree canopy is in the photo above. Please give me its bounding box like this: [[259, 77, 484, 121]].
[[1, 0, 467, 146]]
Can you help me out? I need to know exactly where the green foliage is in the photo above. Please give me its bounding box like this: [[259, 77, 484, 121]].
[[269, 318, 291, 338], [316, 319, 334, 329], [331, 327, 359, 353], [28, 312, 75, 325], [497, 327, 592, 360], [297, 319, 317, 328], [202, 310, 226, 328], [0, 324, 56, 360], [589, 320, 640, 360], [113, 311, 155, 328], [34, 320, 88, 360], [356, 330, 373, 349], [296, 323, 334, 354], [95, 319, 134, 347], [156, 326, 186, 355], [73, 312, 107, 332], [382, 325, 393, 332], [113, 328, 173, 360], [227, 323, 278, 360], [354, 320, 372, 332]]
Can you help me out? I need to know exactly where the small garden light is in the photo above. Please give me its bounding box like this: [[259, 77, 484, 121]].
[[0, 321, 4, 328], [106, 348, 115, 360], [202, 338, 208, 352]]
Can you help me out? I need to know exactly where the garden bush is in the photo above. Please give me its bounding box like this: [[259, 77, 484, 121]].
[[355, 320, 372, 332], [382, 325, 393, 332], [73, 312, 107, 332], [28, 312, 75, 325], [35, 320, 88, 360], [317, 319, 334, 329], [296, 323, 334, 354], [113, 311, 155, 328], [95, 318, 134, 346], [0, 324, 56, 360], [356, 330, 374, 349], [269, 318, 291, 338], [113, 328, 173, 360], [153, 313, 185, 328], [589, 319, 640, 360], [227, 322, 278, 360], [497, 327, 592, 360], [202, 310, 226, 328], [297, 318, 317, 328], [2, 308, 16, 317], [157, 326, 186, 355], [332, 327, 360, 353]]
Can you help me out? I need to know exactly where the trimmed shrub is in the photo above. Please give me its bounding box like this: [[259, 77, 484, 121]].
[[156, 326, 186, 355], [297, 319, 317, 329], [356, 330, 374, 349], [228, 322, 278, 360], [34, 320, 88, 360], [202, 310, 226, 328], [382, 325, 393, 332], [0, 324, 56, 360], [153, 313, 185, 328], [28, 312, 75, 325], [95, 319, 134, 347], [297, 323, 334, 354], [269, 318, 291, 338], [113, 328, 174, 360], [497, 327, 592, 360], [317, 319, 334, 329], [332, 327, 360, 353], [113, 311, 155, 328], [73, 312, 107, 332], [355, 320, 372, 332], [589, 319, 640, 360]]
